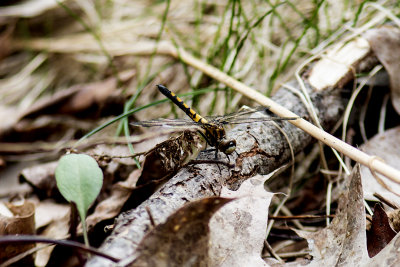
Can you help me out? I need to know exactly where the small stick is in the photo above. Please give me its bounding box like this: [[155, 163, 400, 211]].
[[373, 192, 399, 209], [145, 206, 156, 227], [0, 236, 119, 263], [264, 240, 283, 263], [269, 214, 335, 220]]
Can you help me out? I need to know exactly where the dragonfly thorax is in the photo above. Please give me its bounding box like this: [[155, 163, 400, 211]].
[[202, 123, 236, 155]]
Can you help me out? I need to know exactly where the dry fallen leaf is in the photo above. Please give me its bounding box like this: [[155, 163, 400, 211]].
[[365, 26, 400, 115], [295, 164, 400, 266], [34, 199, 70, 230], [0, 23, 14, 60], [0, 200, 36, 265], [86, 169, 141, 230], [0, 0, 66, 18], [209, 174, 275, 267], [0, 105, 21, 139], [367, 232, 400, 265], [57, 77, 123, 116], [0, 161, 32, 198], [359, 126, 400, 207], [295, 164, 368, 266], [115, 171, 275, 267], [129, 197, 233, 267], [20, 74, 132, 119], [19, 161, 60, 199], [35, 205, 70, 267], [367, 204, 396, 258], [137, 130, 204, 186]]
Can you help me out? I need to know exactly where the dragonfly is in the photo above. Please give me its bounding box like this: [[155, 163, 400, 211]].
[[132, 84, 297, 159]]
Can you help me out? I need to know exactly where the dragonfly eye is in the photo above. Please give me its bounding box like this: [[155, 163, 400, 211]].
[[219, 139, 236, 155]]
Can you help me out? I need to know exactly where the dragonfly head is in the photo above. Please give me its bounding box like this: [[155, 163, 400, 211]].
[[218, 139, 236, 155]]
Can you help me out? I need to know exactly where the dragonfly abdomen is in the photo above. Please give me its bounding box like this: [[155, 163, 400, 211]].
[[157, 84, 208, 125]]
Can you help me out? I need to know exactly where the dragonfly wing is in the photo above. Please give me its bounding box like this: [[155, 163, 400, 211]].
[[208, 106, 269, 122], [226, 116, 298, 124], [206, 106, 297, 124], [131, 119, 205, 134], [224, 106, 270, 119]]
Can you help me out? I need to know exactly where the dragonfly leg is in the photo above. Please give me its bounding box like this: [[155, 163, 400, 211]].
[[197, 130, 212, 148], [223, 153, 230, 163], [201, 148, 221, 160], [217, 163, 222, 174]]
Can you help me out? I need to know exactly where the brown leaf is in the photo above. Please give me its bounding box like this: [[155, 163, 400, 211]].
[[19, 161, 60, 199], [367, 204, 396, 258], [295, 164, 368, 265], [0, 200, 36, 264], [365, 26, 400, 115], [0, 23, 14, 60], [20, 76, 126, 119], [18, 86, 83, 119], [367, 232, 400, 265], [129, 197, 232, 267], [137, 130, 203, 186], [17, 69, 134, 123], [58, 77, 118, 115], [86, 169, 141, 230], [0, 201, 35, 235]]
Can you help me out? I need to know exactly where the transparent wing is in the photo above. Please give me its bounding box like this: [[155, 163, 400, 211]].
[[208, 106, 297, 124], [131, 106, 297, 129], [206, 106, 269, 122], [131, 118, 200, 128], [224, 116, 298, 125]]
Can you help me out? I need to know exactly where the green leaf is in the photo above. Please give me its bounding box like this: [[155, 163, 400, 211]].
[[55, 153, 103, 245]]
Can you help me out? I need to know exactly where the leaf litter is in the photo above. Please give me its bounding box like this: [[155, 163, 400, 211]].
[[294, 164, 400, 266], [1, 0, 400, 266]]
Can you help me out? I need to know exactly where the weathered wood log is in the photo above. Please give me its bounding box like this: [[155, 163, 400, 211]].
[[86, 79, 346, 266]]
